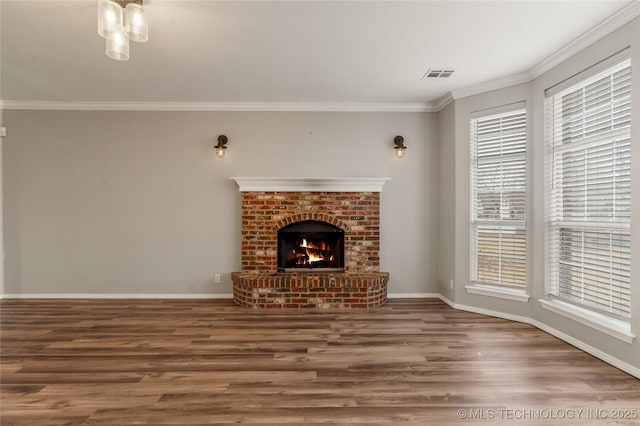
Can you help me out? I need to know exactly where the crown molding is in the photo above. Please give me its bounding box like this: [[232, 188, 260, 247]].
[[529, 0, 640, 79], [432, 92, 454, 111], [2, 3, 637, 114], [0, 100, 436, 113], [441, 1, 640, 106], [450, 71, 531, 101]]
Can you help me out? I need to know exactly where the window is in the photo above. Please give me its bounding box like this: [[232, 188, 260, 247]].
[[470, 105, 527, 290], [546, 57, 631, 321]]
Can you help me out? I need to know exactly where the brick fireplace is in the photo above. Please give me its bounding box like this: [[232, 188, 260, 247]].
[[231, 177, 390, 309]]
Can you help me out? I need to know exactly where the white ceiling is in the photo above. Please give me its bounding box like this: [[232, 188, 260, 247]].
[[0, 0, 636, 110]]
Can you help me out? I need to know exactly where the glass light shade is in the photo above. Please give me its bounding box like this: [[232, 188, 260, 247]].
[[215, 146, 227, 158], [125, 3, 149, 42], [105, 27, 130, 61], [394, 146, 406, 158], [98, 0, 123, 40]]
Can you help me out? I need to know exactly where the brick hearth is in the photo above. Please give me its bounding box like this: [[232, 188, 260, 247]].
[[231, 178, 389, 309], [232, 272, 389, 308]]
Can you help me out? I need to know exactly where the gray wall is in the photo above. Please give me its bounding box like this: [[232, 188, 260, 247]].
[[0, 0, 3, 295], [2, 110, 439, 295], [0, 111, 3, 295], [1, 107, 3, 295], [443, 17, 639, 371], [436, 101, 455, 299]]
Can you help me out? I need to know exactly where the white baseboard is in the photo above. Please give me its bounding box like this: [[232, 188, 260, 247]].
[[2, 292, 441, 300], [0, 293, 233, 299], [437, 293, 455, 307], [387, 293, 440, 298], [436, 295, 640, 380]]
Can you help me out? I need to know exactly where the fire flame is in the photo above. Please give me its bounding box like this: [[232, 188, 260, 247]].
[[300, 238, 329, 251], [305, 249, 324, 264], [291, 238, 333, 266]]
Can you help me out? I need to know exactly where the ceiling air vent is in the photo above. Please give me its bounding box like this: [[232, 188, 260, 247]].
[[422, 69, 456, 79]]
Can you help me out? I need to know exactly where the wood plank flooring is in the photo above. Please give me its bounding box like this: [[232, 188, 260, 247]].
[[1, 298, 639, 425]]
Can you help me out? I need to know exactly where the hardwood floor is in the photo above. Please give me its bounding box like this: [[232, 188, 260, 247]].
[[1, 298, 639, 425]]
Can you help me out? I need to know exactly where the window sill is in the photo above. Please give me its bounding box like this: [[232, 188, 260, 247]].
[[465, 284, 530, 302], [539, 299, 635, 344]]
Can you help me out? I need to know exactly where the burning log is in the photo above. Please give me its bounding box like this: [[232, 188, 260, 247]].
[[300, 246, 333, 257], [285, 236, 337, 268]]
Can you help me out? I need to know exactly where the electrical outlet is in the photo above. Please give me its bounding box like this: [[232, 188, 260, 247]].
[[450, 279, 454, 290], [0, 127, 6, 137], [214, 274, 221, 284]]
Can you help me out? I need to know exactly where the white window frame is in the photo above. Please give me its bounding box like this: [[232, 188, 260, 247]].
[[469, 102, 528, 299], [543, 52, 633, 339]]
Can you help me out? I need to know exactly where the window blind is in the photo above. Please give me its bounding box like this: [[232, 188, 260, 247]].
[[471, 107, 527, 288], [546, 58, 631, 320]]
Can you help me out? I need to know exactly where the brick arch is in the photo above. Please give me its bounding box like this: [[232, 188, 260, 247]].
[[275, 213, 350, 232]]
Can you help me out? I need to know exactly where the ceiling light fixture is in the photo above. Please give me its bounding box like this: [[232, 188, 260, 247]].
[[98, 0, 148, 61]]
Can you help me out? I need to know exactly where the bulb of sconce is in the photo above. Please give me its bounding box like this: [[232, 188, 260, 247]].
[[395, 148, 406, 158], [216, 147, 226, 158]]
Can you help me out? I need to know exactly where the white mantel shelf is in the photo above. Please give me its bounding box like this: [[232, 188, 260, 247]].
[[231, 177, 391, 192]]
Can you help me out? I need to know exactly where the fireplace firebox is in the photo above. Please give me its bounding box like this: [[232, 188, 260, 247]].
[[277, 220, 344, 272]]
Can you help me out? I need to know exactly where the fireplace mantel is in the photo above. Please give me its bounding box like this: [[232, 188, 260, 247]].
[[231, 177, 390, 192]]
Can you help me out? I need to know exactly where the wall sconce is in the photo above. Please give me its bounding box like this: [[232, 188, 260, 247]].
[[394, 135, 407, 158], [215, 135, 228, 158]]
